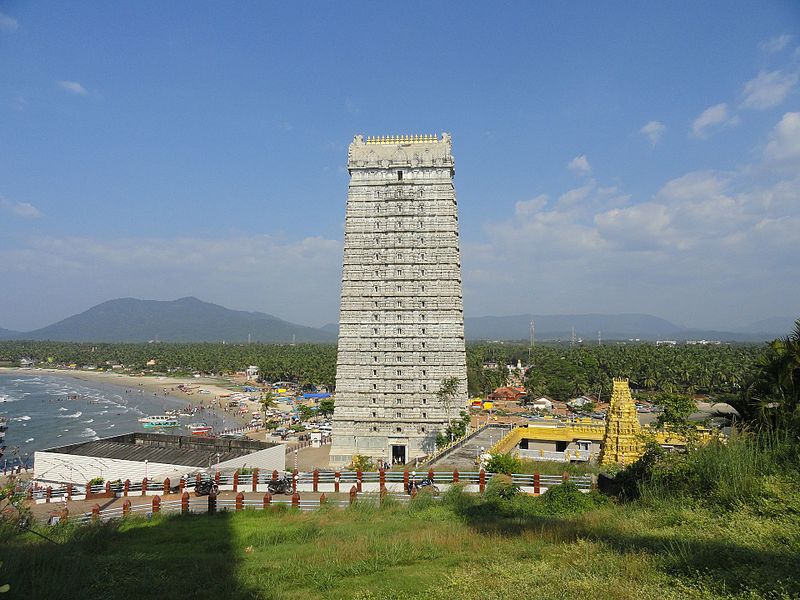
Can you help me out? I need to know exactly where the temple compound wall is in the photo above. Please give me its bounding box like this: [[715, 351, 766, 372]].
[[329, 134, 468, 467]]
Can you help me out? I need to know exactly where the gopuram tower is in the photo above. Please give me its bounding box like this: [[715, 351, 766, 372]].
[[329, 134, 468, 467]]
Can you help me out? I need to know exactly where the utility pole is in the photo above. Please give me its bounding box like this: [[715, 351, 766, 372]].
[[528, 320, 535, 363]]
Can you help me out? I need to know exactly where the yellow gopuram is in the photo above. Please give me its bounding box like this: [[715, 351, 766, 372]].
[[599, 378, 645, 465]]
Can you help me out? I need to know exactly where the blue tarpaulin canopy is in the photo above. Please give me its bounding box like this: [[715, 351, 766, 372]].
[[302, 393, 331, 399]]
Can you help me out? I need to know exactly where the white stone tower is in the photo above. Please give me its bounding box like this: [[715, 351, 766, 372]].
[[329, 134, 468, 467]]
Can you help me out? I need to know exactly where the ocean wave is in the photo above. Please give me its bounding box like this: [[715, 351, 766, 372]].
[[106, 424, 115, 428], [59, 407, 68, 411], [24, 438, 34, 443], [80, 428, 98, 439], [82, 419, 94, 424], [58, 411, 82, 419], [13, 415, 31, 421], [0, 395, 15, 403]]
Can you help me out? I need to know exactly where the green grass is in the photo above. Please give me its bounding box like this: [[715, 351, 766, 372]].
[[2, 439, 799, 600]]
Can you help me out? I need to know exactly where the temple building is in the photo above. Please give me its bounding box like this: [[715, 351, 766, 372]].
[[329, 134, 468, 467]]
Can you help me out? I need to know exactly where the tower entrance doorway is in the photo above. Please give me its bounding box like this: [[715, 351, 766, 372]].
[[391, 445, 406, 465]]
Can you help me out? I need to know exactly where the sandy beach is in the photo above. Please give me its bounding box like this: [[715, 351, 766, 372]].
[[0, 367, 260, 428]]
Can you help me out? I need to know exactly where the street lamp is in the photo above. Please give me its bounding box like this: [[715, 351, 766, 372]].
[[294, 448, 298, 472]]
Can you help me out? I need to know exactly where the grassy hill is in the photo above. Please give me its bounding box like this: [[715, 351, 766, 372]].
[[2, 437, 798, 600], [9, 297, 336, 343]]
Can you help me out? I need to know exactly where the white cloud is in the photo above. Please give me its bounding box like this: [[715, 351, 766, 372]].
[[764, 112, 800, 163], [640, 121, 666, 146], [690, 103, 738, 139], [759, 34, 792, 53], [0, 11, 18, 31], [57, 80, 88, 96], [463, 158, 800, 328], [567, 154, 592, 176], [0, 234, 343, 329], [0, 197, 42, 218], [741, 70, 798, 110], [514, 194, 548, 217], [557, 181, 595, 207]]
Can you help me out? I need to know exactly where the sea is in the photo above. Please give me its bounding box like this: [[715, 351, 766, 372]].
[[0, 372, 243, 470]]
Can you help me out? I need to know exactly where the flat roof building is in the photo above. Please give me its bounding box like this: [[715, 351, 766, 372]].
[[34, 432, 285, 484]]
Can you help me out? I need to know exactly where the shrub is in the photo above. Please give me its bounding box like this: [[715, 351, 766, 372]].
[[539, 481, 603, 516], [484, 453, 520, 475], [484, 474, 519, 501], [348, 454, 376, 471], [87, 477, 104, 487]]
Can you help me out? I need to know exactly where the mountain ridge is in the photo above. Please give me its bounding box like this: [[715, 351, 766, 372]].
[[0, 298, 793, 343], [0, 297, 337, 343]]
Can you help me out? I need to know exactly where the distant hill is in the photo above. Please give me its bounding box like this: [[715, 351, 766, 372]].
[[7, 297, 337, 343], [735, 317, 798, 338], [0, 327, 20, 340], [465, 313, 681, 341], [2, 299, 790, 343], [463, 313, 783, 342]]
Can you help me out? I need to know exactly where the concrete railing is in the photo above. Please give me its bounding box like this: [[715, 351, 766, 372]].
[[28, 468, 593, 507]]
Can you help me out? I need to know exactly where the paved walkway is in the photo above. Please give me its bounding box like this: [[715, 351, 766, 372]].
[[429, 428, 505, 470]]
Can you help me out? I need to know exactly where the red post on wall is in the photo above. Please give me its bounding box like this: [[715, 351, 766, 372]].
[[403, 470, 409, 493], [356, 470, 363, 492], [233, 471, 239, 493], [271, 469, 278, 482], [214, 471, 221, 486], [562, 471, 569, 483], [291, 492, 300, 508], [263, 492, 272, 508], [252, 468, 259, 493], [293, 469, 299, 493], [124, 479, 130, 497], [105, 481, 112, 496], [152, 495, 161, 513], [319, 492, 327, 505], [181, 491, 189, 513], [122, 498, 131, 517], [180, 478, 185, 494], [46, 486, 52, 503], [479, 469, 486, 494], [312, 469, 319, 493], [533, 472, 541, 496], [378, 468, 385, 488], [349, 485, 358, 505], [141, 477, 148, 496], [453, 469, 459, 483], [163, 478, 170, 495], [334, 471, 341, 493], [85, 482, 91, 498], [91, 503, 101, 521], [235, 491, 244, 511], [66, 483, 73, 501]]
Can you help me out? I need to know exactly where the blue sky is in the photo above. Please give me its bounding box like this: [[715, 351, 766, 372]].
[[1, 2, 799, 331]]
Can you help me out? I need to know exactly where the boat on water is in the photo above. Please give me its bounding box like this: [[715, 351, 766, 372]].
[[138, 415, 180, 429], [188, 423, 213, 436]]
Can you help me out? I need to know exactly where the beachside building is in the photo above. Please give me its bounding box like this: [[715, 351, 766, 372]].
[[34, 432, 285, 485], [330, 134, 468, 466]]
